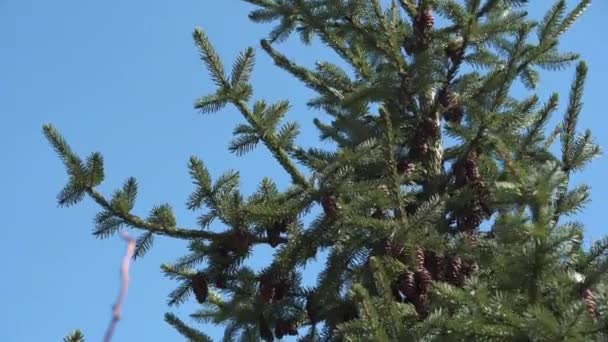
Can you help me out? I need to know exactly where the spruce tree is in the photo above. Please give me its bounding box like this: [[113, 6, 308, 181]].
[[45, 0, 607, 341]]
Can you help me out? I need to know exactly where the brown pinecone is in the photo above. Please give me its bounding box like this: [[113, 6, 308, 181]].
[[447, 256, 463, 285], [461, 261, 479, 280], [415, 247, 425, 270], [454, 159, 467, 186], [413, 293, 429, 317], [260, 286, 275, 303], [415, 268, 433, 294], [191, 272, 209, 303], [444, 106, 464, 124], [457, 205, 484, 233], [421, 118, 440, 140], [439, 88, 457, 108], [416, 7, 434, 32], [286, 321, 298, 336], [230, 230, 251, 255], [259, 274, 275, 303], [266, 228, 281, 248], [379, 239, 401, 258], [397, 159, 415, 175], [321, 194, 338, 217], [582, 288, 597, 317], [274, 279, 290, 300], [461, 260, 479, 277], [397, 271, 417, 300], [465, 151, 480, 182], [411, 137, 429, 161], [424, 250, 444, 280]]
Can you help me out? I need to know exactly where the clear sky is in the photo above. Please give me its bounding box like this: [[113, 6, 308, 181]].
[[1, 1, 606, 341]]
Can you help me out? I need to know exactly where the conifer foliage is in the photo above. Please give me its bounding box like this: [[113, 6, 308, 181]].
[[47, 0, 607, 341]]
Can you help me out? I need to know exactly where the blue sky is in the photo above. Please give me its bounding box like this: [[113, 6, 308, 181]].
[[1, 1, 606, 341]]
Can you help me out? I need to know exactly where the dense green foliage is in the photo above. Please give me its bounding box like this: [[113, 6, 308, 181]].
[[47, 0, 607, 341]]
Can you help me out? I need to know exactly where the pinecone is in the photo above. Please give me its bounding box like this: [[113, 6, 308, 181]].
[[444, 106, 464, 124], [321, 194, 338, 217], [424, 250, 444, 280], [286, 321, 298, 336], [274, 279, 290, 300], [421, 118, 440, 140], [465, 151, 480, 182], [439, 88, 457, 108], [411, 132, 429, 160], [415, 247, 425, 270], [379, 239, 406, 261], [397, 159, 415, 175], [454, 159, 467, 186], [413, 293, 429, 317], [230, 230, 251, 255], [582, 288, 597, 317], [447, 256, 463, 285], [461, 260, 479, 277], [191, 272, 209, 303], [260, 286, 275, 303], [275, 320, 297, 338], [397, 271, 417, 300], [415, 268, 433, 294], [266, 228, 281, 248], [416, 7, 434, 32], [259, 274, 275, 303]]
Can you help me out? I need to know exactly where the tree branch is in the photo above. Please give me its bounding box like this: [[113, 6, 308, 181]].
[[103, 232, 135, 342], [230, 100, 311, 191], [86, 188, 219, 240]]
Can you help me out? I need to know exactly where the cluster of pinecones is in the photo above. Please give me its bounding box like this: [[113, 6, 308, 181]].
[[453, 150, 492, 233], [392, 247, 478, 315]]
